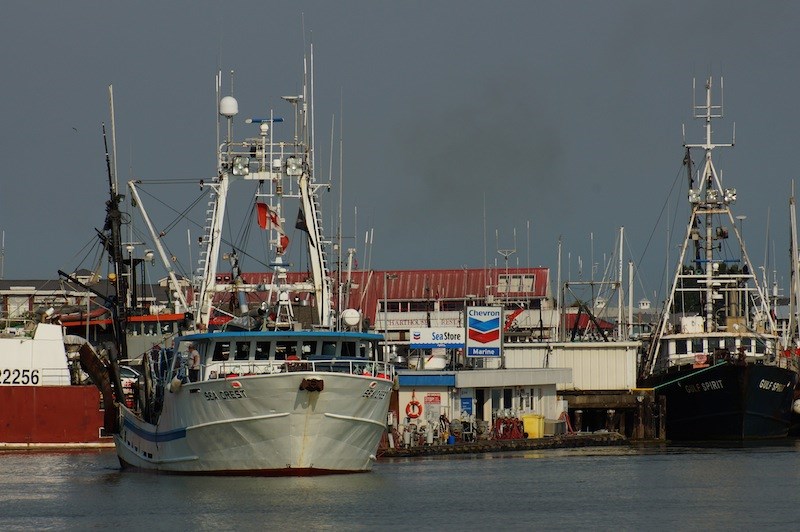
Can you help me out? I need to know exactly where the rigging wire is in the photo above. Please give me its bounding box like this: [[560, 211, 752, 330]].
[[635, 157, 693, 313]]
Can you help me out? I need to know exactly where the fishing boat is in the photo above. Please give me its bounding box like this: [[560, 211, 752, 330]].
[[1, 171, 140, 449], [0, 314, 115, 448], [110, 61, 394, 474], [639, 78, 798, 440]]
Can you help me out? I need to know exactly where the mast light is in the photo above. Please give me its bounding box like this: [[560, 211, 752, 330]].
[[232, 156, 250, 176], [286, 157, 302, 176]]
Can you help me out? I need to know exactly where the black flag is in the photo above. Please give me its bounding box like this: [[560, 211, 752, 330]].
[[295, 207, 309, 233]]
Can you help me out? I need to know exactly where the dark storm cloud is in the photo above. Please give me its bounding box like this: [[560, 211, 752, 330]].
[[2, 1, 800, 304]]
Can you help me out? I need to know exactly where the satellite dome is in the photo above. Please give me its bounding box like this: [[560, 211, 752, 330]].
[[219, 96, 238, 117]]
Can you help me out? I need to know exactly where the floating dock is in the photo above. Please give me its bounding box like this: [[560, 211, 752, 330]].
[[379, 432, 626, 458]]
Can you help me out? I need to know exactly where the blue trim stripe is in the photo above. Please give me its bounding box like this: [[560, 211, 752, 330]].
[[123, 416, 186, 443], [399, 374, 456, 387], [178, 330, 383, 342]]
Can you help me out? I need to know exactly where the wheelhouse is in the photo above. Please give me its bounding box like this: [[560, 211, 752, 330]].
[[172, 331, 390, 381]]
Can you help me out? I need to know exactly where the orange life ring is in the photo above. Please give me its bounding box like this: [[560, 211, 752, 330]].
[[406, 400, 422, 419]]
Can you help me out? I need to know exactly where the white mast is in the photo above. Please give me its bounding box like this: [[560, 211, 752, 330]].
[[195, 93, 237, 328], [617, 226, 624, 339], [628, 260, 634, 339], [646, 78, 776, 375], [127, 181, 189, 310], [789, 181, 800, 346]]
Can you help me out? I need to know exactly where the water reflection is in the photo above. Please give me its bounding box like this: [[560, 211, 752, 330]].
[[2, 442, 799, 530]]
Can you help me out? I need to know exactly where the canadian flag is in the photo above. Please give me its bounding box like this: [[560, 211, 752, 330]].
[[256, 202, 289, 253]]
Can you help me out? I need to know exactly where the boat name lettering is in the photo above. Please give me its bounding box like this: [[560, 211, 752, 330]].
[[203, 389, 248, 401], [684, 379, 723, 393], [758, 379, 786, 393], [1, 368, 40, 385], [361, 387, 388, 400]]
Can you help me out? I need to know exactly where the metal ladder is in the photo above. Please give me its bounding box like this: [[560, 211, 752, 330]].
[[194, 186, 219, 290]]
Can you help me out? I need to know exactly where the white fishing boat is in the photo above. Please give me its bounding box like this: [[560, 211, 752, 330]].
[[112, 57, 394, 474]]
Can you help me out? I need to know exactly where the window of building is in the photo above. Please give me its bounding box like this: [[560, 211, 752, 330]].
[[408, 301, 430, 312], [498, 274, 535, 294], [440, 301, 465, 311], [503, 388, 513, 409]]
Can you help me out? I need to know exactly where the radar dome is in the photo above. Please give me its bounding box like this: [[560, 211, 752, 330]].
[[219, 96, 239, 117], [341, 308, 361, 327]]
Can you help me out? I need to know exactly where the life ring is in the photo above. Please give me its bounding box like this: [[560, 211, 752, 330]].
[[406, 400, 422, 419]]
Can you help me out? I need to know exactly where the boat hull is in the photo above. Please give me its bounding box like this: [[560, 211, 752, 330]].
[[0, 385, 111, 448], [114, 371, 392, 475], [644, 362, 797, 440]]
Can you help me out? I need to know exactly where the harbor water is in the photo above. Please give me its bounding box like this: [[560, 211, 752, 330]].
[[2, 442, 799, 530]]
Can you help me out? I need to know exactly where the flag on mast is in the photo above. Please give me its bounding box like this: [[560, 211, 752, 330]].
[[256, 202, 289, 254]]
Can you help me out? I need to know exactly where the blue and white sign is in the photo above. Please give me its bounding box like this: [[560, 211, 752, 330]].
[[409, 327, 465, 349], [460, 397, 473, 415], [465, 306, 503, 357]]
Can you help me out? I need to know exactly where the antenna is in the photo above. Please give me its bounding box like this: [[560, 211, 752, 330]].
[[108, 85, 119, 191], [526, 220, 530, 270], [496, 229, 517, 305], [0, 229, 4, 280]]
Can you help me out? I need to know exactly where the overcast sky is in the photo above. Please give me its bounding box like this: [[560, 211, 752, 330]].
[[2, 1, 799, 306]]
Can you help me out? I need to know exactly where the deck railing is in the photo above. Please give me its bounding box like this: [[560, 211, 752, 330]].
[[202, 359, 394, 381]]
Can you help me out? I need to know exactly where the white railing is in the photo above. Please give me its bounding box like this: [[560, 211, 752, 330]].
[[202, 359, 394, 381]]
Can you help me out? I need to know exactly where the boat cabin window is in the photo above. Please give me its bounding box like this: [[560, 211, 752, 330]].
[[341, 341, 358, 358], [234, 341, 250, 360], [724, 338, 735, 352], [740, 338, 752, 353], [754, 339, 766, 354], [360, 340, 375, 358], [321, 341, 337, 357], [255, 341, 271, 360], [275, 340, 298, 360], [212, 341, 231, 361], [691, 338, 704, 354], [675, 340, 688, 355], [302, 340, 317, 357]]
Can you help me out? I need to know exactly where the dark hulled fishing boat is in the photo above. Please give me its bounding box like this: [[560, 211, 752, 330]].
[[639, 78, 798, 440]]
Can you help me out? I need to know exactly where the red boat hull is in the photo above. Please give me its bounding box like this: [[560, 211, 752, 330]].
[[0, 386, 113, 448]]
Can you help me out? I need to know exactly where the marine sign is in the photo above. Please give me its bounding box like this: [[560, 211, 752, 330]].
[[465, 306, 502, 357]]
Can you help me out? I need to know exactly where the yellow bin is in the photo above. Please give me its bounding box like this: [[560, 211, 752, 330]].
[[522, 414, 544, 439]]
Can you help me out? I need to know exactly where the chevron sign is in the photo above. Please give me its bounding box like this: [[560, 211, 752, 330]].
[[465, 307, 503, 357]]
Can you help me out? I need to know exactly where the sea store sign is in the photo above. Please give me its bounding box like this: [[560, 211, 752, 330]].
[[409, 327, 465, 349], [465, 306, 502, 357]]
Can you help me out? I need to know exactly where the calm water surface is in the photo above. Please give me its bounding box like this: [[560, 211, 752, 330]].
[[2, 442, 800, 530]]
